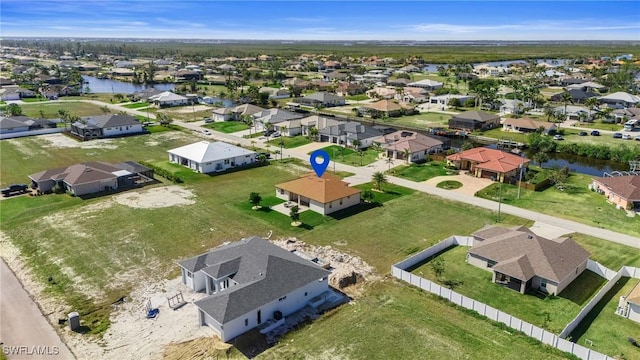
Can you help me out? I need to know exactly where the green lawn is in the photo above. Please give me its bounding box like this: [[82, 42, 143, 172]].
[[475, 173, 640, 237], [20, 101, 107, 118], [570, 277, 640, 359], [204, 121, 249, 133], [271, 135, 312, 149], [437, 180, 463, 189], [122, 102, 150, 109], [392, 161, 457, 181], [20, 97, 49, 103], [571, 233, 640, 269], [345, 94, 369, 101], [570, 122, 623, 132], [261, 281, 571, 360], [411, 246, 605, 333], [316, 145, 380, 166]]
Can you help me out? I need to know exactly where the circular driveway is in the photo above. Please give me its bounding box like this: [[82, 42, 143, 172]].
[[423, 172, 494, 196]]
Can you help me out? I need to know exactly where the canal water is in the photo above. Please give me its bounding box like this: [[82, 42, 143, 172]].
[[82, 76, 175, 94]]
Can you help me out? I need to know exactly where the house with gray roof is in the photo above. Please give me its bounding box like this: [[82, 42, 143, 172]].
[[0, 116, 57, 135], [319, 121, 383, 149], [467, 226, 590, 295], [70, 114, 144, 140], [252, 109, 303, 130], [297, 92, 345, 107], [178, 236, 330, 342], [448, 110, 500, 131]]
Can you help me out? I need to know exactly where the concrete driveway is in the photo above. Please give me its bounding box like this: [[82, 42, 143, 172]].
[[0, 259, 75, 360], [423, 172, 493, 196]]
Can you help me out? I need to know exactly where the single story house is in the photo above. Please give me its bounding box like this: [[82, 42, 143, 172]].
[[275, 173, 361, 215], [617, 281, 640, 323], [399, 87, 428, 103], [179, 236, 330, 342], [591, 175, 640, 210], [550, 89, 599, 104], [566, 81, 605, 92], [554, 105, 596, 122], [446, 147, 529, 183], [335, 82, 366, 97], [131, 88, 165, 102], [0, 116, 57, 134], [149, 91, 190, 107], [467, 225, 590, 295], [375, 130, 443, 163], [70, 114, 144, 140], [212, 104, 265, 122], [366, 87, 397, 100], [168, 141, 257, 173], [28, 161, 152, 196], [407, 79, 443, 90], [259, 87, 290, 99], [502, 118, 556, 135], [448, 110, 500, 131], [360, 99, 414, 117], [0, 86, 36, 101], [598, 92, 640, 109], [283, 78, 311, 89], [253, 109, 303, 130], [297, 92, 345, 107], [299, 115, 344, 137], [429, 94, 474, 109]]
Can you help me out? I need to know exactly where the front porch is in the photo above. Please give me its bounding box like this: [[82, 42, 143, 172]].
[[270, 200, 310, 216], [493, 271, 527, 294]]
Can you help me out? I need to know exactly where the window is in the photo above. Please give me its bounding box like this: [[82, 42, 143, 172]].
[[540, 279, 547, 288], [304, 292, 308, 297], [278, 295, 287, 301], [339, 199, 343, 205], [187, 271, 193, 278], [575, 267, 579, 274], [279, 189, 285, 195], [245, 319, 248, 326], [224, 159, 230, 164]]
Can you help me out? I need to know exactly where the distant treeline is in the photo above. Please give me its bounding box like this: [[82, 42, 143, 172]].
[[4, 39, 639, 63]]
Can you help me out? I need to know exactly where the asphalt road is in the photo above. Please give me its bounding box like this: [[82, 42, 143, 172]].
[[0, 259, 75, 360]]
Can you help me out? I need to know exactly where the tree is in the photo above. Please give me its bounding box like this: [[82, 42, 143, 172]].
[[158, 113, 173, 126], [561, 92, 573, 123], [362, 189, 375, 203], [403, 148, 411, 163], [548, 166, 570, 186], [351, 139, 361, 149], [38, 109, 45, 119], [289, 205, 300, 225], [532, 152, 550, 168], [100, 105, 110, 114], [256, 153, 267, 163], [308, 127, 319, 141], [249, 192, 262, 209], [372, 171, 388, 191], [279, 125, 287, 137], [7, 103, 22, 116]]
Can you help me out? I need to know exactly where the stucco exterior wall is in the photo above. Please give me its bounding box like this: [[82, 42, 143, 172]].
[[102, 124, 143, 137], [466, 253, 490, 270], [67, 178, 117, 196], [628, 303, 640, 323], [556, 259, 588, 294], [322, 194, 360, 215]]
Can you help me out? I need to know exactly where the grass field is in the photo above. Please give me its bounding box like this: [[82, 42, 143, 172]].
[[570, 233, 640, 269], [392, 161, 457, 181], [122, 102, 150, 109], [19, 101, 107, 118], [570, 277, 640, 359], [316, 145, 380, 166], [411, 246, 605, 333], [270, 135, 312, 149], [261, 280, 572, 360], [475, 173, 640, 237], [204, 121, 249, 133]]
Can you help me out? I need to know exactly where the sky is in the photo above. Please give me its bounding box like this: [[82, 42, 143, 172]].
[[1, 0, 639, 41]]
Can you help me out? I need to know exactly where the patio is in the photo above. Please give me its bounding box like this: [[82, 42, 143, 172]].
[[270, 201, 310, 216]]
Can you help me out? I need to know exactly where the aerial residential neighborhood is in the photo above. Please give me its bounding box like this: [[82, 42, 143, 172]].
[[0, 1, 639, 360]]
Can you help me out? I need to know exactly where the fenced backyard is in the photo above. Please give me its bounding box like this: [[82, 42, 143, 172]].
[[392, 235, 640, 360]]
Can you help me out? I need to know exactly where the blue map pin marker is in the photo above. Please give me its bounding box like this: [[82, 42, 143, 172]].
[[310, 149, 330, 178]]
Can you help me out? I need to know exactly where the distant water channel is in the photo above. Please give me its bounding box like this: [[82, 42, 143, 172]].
[[82, 76, 175, 94], [529, 152, 629, 177]]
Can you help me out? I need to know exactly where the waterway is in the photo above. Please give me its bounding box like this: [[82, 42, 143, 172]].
[[82, 76, 175, 94], [531, 152, 630, 177]]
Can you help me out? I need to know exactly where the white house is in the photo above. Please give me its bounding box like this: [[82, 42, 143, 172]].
[[168, 141, 257, 173], [617, 281, 640, 323], [598, 92, 640, 109], [149, 91, 190, 107], [429, 94, 474, 108], [178, 236, 331, 342], [407, 79, 443, 90], [275, 173, 361, 215]]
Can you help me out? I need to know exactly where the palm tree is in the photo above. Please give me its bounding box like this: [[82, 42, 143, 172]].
[[351, 139, 361, 149], [543, 103, 556, 121], [372, 171, 388, 191], [308, 127, 319, 141], [279, 125, 288, 137], [561, 92, 573, 124], [403, 148, 411, 163]]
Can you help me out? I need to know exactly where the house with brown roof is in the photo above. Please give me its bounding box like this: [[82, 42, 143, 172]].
[[591, 175, 640, 210], [28, 161, 152, 196], [467, 226, 590, 295], [617, 281, 640, 323], [448, 110, 500, 131], [502, 118, 557, 135], [360, 99, 415, 117], [375, 130, 443, 163], [275, 173, 361, 215], [446, 147, 529, 182]]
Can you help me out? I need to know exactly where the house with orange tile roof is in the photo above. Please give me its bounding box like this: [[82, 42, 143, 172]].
[[446, 147, 529, 182], [275, 173, 361, 215], [617, 281, 640, 323], [591, 175, 640, 210], [467, 225, 590, 295]]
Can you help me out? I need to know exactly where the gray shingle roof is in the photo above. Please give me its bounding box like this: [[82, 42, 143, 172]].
[[74, 114, 141, 129], [452, 110, 500, 122], [184, 237, 330, 323]]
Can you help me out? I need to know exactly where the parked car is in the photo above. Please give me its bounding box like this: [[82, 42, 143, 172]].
[[1, 184, 28, 197], [203, 117, 213, 123], [578, 131, 587, 136], [590, 130, 600, 136], [270, 132, 281, 138], [622, 134, 631, 140], [635, 135, 640, 141], [263, 129, 274, 137], [612, 132, 623, 139], [553, 134, 564, 140], [202, 130, 212, 135]]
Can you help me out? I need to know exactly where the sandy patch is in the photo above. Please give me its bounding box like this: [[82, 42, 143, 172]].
[[40, 133, 119, 150], [5, 137, 47, 157], [113, 186, 195, 209], [145, 140, 160, 146]]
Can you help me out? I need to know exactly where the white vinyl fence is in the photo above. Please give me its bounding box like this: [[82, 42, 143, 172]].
[[391, 236, 614, 360], [0, 127, 64, 139]]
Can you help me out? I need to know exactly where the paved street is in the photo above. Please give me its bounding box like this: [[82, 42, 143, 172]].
[[0, 259, 75, 360]]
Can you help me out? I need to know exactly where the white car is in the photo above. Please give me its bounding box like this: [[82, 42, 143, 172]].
[[622, 134, 631, 140], [202, 130, 212, 135], [553, 134, 564, 140]]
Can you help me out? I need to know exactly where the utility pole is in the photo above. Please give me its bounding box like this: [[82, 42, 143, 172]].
[[497, 181, 503, 223], [332, 148, 336, 174], [517, 153, 525, 199]]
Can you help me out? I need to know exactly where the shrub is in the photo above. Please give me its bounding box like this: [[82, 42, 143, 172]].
[[139, 161, 183, 183]]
